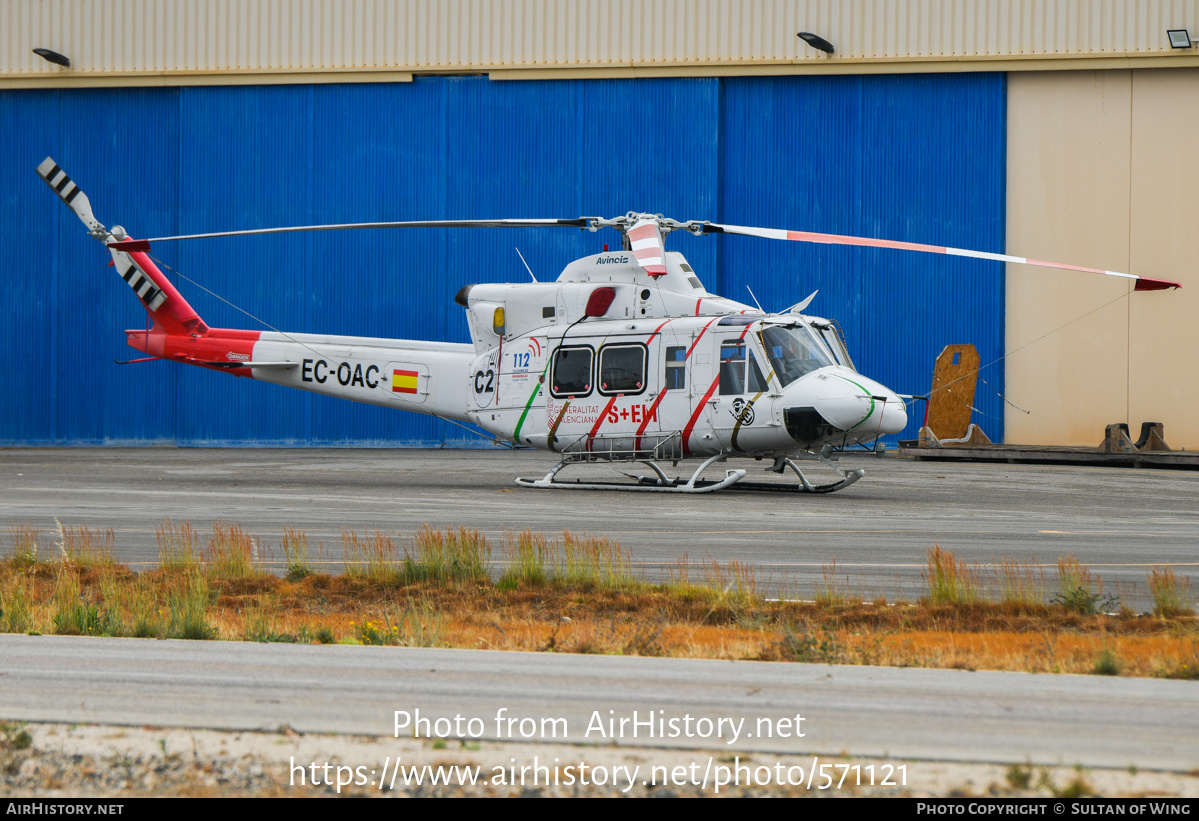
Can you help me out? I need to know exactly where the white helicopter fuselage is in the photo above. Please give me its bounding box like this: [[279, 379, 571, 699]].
[[237, 250, 907, 465]]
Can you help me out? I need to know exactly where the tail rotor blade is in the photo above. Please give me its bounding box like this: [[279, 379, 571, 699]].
[[36, 157, 106, 237], [703, 222, 1181, 291]]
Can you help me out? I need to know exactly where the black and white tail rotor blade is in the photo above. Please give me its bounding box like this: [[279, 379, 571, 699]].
[[36, 157, 106, 238]]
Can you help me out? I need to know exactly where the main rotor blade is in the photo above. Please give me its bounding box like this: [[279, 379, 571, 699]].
[[108, 218, 594, 253], [703, 222, 1182, 292]]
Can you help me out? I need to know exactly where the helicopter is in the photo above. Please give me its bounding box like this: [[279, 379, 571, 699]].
[[37, 157, 1180, 494]]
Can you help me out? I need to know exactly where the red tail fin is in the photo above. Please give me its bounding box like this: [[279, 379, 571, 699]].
[[108, 242, 208, 338]]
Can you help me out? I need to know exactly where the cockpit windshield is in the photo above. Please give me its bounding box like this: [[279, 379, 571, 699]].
[[759, 324, 836, 387]]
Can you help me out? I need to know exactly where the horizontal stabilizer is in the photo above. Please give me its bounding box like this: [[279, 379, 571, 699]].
[[196, 360, 299, 370], [107, 239, 151, 253]]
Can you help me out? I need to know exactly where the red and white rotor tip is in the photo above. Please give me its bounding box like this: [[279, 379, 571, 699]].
[[705, 222, 1181, 291]]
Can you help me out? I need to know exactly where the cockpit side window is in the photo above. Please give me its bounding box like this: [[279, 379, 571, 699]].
[[719, 342, 747, 395], [747, 352, 768, 393], [811, 323, 856, 371]]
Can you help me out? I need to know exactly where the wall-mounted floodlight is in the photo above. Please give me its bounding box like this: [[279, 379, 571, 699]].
[[797, 32, 835, 55], [32, 48, 71, 67], [1167, 29, 1196, 49]]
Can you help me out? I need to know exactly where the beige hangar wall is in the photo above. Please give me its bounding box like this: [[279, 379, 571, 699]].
[[1006, 69, 1198, 448]]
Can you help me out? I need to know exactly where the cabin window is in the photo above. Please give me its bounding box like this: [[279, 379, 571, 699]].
[[665, 346, 686, 390], [598, 344, 647, 396], [550, 346, 593, 398]]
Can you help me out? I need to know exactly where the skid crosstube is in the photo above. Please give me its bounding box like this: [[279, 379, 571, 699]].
[[516, 453, 864, 494]]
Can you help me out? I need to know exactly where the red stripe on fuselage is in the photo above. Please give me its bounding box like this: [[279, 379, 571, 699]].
[[685, 318, 718, 360], [587, 395, 620, 450], [634, 389, 668, 452], [682, 375, 721, 456]]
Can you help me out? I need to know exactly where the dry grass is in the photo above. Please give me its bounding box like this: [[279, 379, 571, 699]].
[[1, 523, 1197, 678], [1147, 566, 1193, 618], [6, 524, 41, 568], [156, 520, 199, 573], [995, 558, 1047, 609], [56, 522, 116, 570], [498, 530, 550, 589], [204, 521, 261, 580], [557, 531, 636, 589], [281, 527, 315, 582], [341, 528, 400, 582], [923, 545, 980, 606], [409, 525, 490, 583], [815, 560, 860, 607]]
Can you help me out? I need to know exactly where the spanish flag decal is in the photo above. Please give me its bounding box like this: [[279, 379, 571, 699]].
[[392, 369, 419, 394]]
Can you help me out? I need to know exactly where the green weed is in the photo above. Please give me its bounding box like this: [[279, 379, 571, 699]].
[[282, 526, 314, 582], [0, 575, 34, 633], [1005, 762, 1034, 790], [1052, 556, 1118, 615], [165, 570, 213, 640], [355, 597, 446, 647], [242, 595, 288, 642], [127, 577, 162, 639], [1092, 648, 1123, 676], [774, 627, 841, 664]]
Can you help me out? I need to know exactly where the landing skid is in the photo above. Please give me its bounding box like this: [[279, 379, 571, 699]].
[[515, 452, 864, 494], [516, 453, 745, 493]]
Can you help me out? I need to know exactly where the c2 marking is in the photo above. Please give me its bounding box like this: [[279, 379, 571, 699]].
[[474, 368, 495, 394]]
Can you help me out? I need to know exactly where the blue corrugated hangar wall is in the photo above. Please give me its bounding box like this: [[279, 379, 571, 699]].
[[1, 74, 1005, 447]]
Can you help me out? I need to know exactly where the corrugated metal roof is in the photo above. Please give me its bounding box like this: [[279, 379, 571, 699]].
[[5, 0, 1199, 85]]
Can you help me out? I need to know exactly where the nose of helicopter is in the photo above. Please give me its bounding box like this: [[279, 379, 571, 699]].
[[782, 368, 907, 444]]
